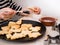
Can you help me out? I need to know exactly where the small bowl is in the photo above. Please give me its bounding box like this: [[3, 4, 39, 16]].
[[40, 17, 56, 26]]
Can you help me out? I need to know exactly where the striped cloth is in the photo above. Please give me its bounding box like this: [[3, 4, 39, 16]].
[[0, 0, 22, 11]]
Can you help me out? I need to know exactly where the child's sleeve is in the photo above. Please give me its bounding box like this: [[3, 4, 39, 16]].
[[9, 0, 22, 11], [0, 0, 22, 11], [0, 0, 10, 9]]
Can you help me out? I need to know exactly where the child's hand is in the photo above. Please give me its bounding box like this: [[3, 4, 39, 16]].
[[0, 7, 16, 20], [28, 7, 41, 14]]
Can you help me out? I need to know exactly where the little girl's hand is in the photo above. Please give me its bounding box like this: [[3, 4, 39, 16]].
[[28, 7, 41, 14], [0, 7, 16, 20]]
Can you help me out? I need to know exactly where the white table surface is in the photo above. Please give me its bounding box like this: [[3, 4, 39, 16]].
[[0, 14, 59, 45]]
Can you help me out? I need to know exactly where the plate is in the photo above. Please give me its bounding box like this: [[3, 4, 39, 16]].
[[0, 20, 46, 42]]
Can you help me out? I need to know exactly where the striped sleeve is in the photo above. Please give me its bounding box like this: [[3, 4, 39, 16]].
[[0, 0, 10, 9], [0, 0, 22, 11], [9, 0, 22, 11]]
